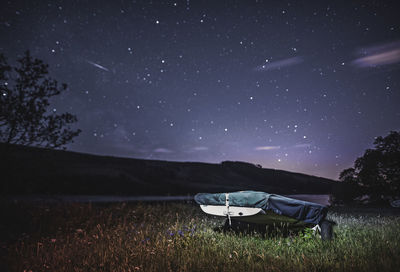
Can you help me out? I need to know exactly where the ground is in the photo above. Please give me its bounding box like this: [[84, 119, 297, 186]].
[[1, 201, 399, 271]]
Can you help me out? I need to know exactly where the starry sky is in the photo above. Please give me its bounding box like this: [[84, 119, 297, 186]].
[[1, 0, 400, 180]]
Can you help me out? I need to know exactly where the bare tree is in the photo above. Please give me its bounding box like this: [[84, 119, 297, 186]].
[[0, 51, 81, 149]]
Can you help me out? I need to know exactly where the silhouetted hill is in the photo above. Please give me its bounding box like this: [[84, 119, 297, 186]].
[[1, 144, 339, 195]]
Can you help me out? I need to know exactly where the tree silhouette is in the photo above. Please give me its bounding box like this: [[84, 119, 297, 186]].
[[0, 51, 81, 149], [339, 131, 400, 203]]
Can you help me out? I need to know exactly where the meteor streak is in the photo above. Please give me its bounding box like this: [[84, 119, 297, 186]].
[[86, 60, 109, 71]]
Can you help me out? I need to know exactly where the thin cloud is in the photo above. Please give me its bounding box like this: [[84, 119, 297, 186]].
[[352, 41, 400, 67], [86, 60, 109, 71], [255, 146, 281, 151], [153, 148, 173, 153], [254, 56, 303, 72], [192, 146, 209, 151]]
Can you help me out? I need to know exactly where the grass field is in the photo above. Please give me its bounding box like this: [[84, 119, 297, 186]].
[[1, 201, 399, 271]]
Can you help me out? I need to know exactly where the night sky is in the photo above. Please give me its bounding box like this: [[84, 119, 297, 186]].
[[1, 0, 400, 180]]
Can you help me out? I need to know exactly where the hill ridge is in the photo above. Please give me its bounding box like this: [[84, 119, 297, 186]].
[[1, 143, 338, 196]]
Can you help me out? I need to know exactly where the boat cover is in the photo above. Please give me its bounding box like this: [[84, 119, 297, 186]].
[[194, 191, 328, 225]]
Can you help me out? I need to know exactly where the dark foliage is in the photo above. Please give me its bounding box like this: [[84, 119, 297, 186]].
[[338, 131, 400, 203], [0, 51, 80, 149]]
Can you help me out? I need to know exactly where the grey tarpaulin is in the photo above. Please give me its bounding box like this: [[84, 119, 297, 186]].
[[194, 191, 328, 225]]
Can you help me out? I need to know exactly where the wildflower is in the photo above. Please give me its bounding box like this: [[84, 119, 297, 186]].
[[178, 230, 184, 237], [141, 238, 150, 244]]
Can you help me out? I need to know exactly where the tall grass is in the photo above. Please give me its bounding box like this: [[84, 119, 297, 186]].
[[1, 202, 399, 271]]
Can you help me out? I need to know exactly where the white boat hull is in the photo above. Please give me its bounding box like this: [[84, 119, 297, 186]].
[[200, 204, 305, 225], [200, 204, 263, 217]]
